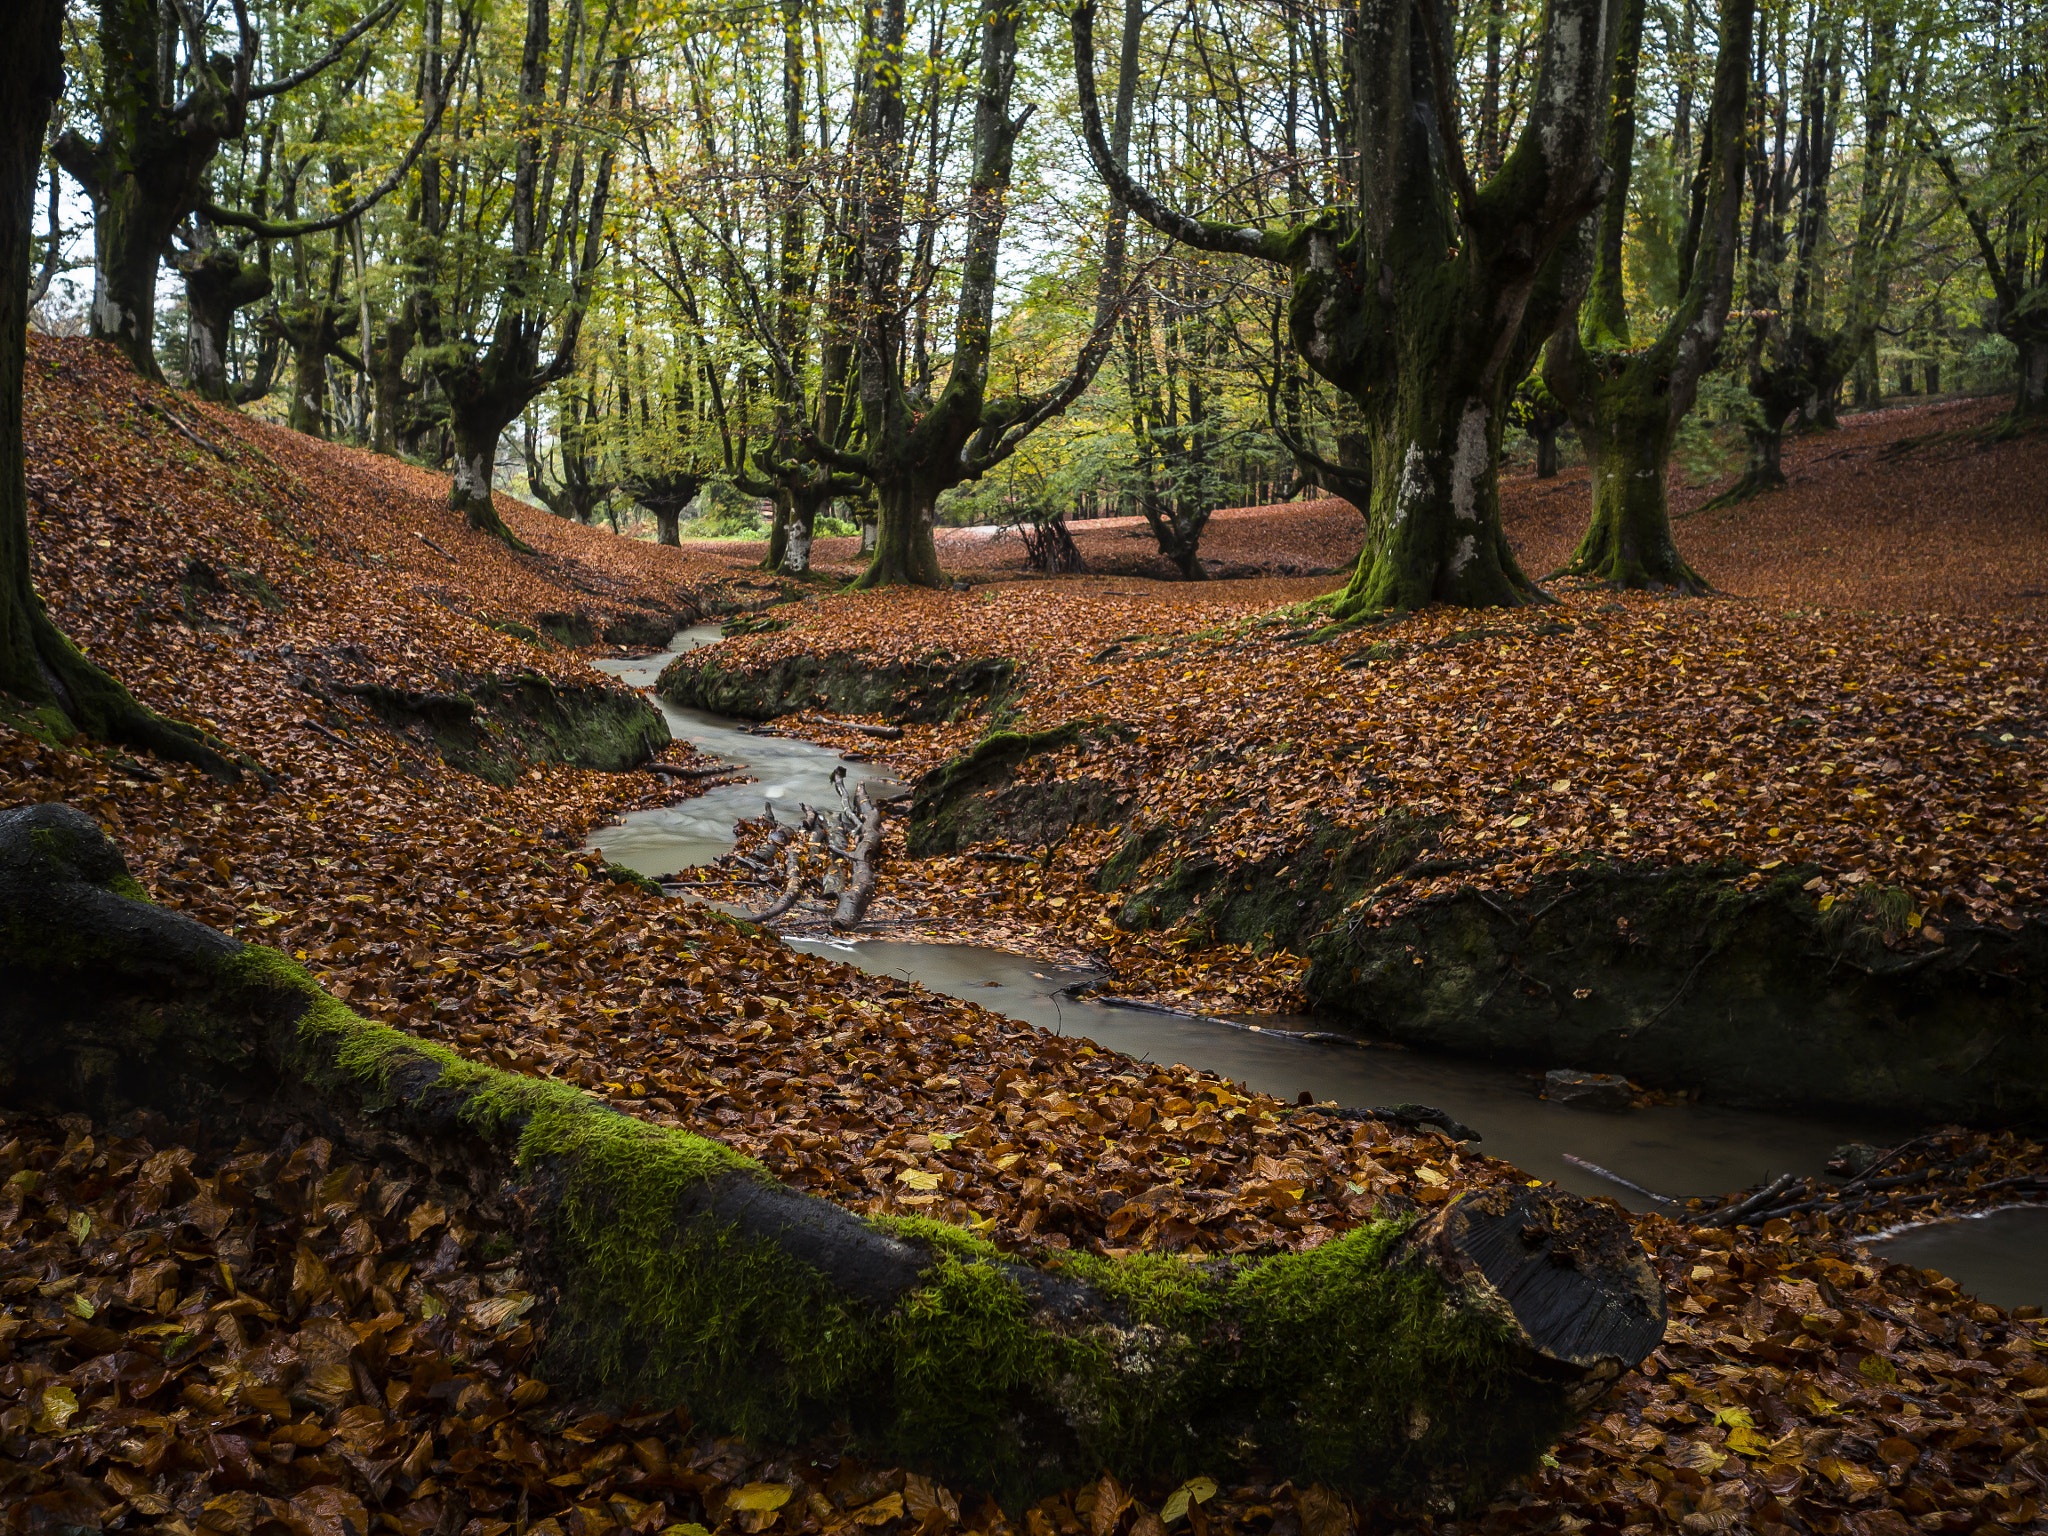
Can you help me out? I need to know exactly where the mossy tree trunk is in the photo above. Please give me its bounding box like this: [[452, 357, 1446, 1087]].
[[170, 238, 274, 403], [0, 2, 246, 782], [1074, 0, 1624, 620], [448, 401, 531, 547], [1544, 0, 1750, 592], [834, 0, 1122, 590], [1566, 393, 1703, 590], [0, 801, 1667, 1510], [855, 478, 948, 590]]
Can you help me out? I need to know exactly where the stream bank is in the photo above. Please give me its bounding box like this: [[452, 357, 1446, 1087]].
[[588, 630, 2048, 1309]]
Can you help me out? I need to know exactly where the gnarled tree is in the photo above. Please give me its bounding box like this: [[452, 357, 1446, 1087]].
[[1074, 0, 1622, 618], [49, 0, 402, 381], [826, 0, 1122, 588], [1542, 0, 1752, 592], [419, 0, 627, 546]]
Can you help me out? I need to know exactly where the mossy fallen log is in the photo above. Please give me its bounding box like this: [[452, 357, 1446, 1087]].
[[0, 802, 1665, 1509]]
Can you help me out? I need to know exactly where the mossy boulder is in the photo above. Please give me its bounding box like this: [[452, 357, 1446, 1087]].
[[0, 803, 1664, 1510], [659, 647, 1017, 725], [341, 673, 668, 787]]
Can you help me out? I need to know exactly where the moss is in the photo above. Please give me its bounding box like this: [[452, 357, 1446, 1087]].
[[595, 862, 663, 897], [0, 701, 78, 746], [36, 938, 1603, 1507]]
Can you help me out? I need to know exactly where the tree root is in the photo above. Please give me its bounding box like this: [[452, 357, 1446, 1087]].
[[10, 609, 261, 781]]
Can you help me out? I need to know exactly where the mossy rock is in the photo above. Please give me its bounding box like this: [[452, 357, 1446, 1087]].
[[658, 648, 1019, 726], [0, 804, 1664, 1510]]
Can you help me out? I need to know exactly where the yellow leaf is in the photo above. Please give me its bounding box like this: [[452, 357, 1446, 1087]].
[[1413, 1166, 1447, 1186], [729, 1484, 793, 1513], [1725, 1425, 1773, 1457], [850, 1493, 905, 1526], [1161, 1477, 1218, 1524], [896, 1168, 941, 1190], [31, 1384, 78, 1434]]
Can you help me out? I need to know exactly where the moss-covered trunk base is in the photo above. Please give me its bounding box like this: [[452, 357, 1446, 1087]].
[[853, 483, 946, 589], [1323, 395, 1546, 620], [451, 431, 535, 553], [1563, 410, 1707, 593], [0, 803, 1663, 1509]]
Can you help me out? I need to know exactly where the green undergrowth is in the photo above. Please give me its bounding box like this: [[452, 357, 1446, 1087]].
[[207, 944, 1569, 1507]]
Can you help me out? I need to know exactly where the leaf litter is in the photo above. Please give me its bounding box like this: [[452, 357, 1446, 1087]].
[[3, 339, 2046, 1534]]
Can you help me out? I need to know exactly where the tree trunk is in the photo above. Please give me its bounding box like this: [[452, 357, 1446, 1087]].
[[0, 1, 243, 782], [1570, 398, 1705, 592], [0, 801, 1667, 1512], [2018, 334, 2048, 418], [853, 480, 945, 589], [763, 490, 792, 572], [370, 312, 415, 455], [289, 332, 331, 438], [782, 506, 815, 575], [449, 410, 529, 548], [1534, 427, 1561, 478], [1324, 382, 1540, 619], [87, 179, 177, 382], [178, 245, 273, 403], [655, 510, 680, 546]]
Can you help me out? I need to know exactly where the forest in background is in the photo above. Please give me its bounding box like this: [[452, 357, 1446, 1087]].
[[27, 0, 2048, 584]]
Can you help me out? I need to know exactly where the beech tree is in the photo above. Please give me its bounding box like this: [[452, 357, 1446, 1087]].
[[1074, 0, 1622, 617], [822, 0, 1122, 588], [419, 0, 628, 546], [50, 0, 404, 382], [1709, 0, 1922, 501], [1542, 0, 1752, 592], [2, 0, 244, 779]]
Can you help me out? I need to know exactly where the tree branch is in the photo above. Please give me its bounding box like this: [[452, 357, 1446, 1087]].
[[247, 0, 405, 102]]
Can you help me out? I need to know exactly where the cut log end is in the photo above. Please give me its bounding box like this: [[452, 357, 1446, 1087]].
[[1416, 1185, 1666, 1393]]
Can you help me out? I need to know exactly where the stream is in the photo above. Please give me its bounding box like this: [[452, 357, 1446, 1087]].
[[587, 627, 2046, 1310]]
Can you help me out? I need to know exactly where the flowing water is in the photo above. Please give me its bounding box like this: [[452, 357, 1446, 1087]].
[[585, 628, 2046, 1308]]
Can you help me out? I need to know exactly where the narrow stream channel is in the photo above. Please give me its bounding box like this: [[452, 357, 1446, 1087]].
[[587, 628, 2045, 1309]]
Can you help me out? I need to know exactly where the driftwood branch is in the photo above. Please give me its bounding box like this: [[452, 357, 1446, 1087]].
[[833, 781, 887, 931]]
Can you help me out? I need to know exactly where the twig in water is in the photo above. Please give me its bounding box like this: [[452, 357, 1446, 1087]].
[[1562, 1152, 1681, 1206]]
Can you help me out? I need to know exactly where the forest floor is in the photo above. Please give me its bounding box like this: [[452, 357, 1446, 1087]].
[[3, 341, 2047, 1536]]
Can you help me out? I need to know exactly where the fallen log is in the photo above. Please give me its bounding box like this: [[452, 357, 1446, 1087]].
[[0, 803, 1665, 1509]]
